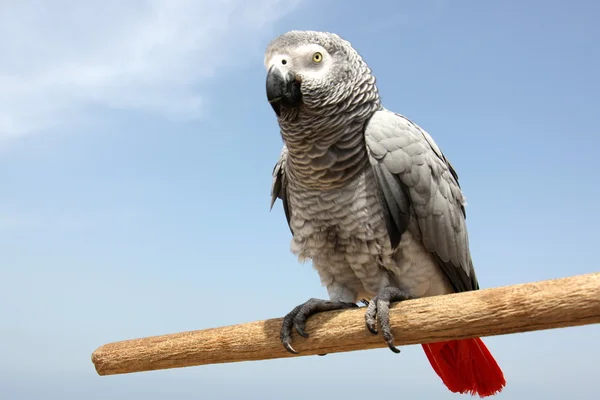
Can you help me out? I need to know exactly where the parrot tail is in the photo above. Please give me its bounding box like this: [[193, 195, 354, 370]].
[[421, 338, 506, 398]]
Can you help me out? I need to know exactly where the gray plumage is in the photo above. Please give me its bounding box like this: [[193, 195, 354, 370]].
[[267, 30, 477, 306], [264, 31, 507, 397]]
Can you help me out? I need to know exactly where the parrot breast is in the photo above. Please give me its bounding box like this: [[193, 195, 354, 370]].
[[286, 166, 453, 302]]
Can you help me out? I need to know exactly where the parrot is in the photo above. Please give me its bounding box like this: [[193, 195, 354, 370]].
[[264, 30, 506, 397]]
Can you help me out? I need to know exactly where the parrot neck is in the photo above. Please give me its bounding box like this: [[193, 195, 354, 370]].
[[280, 97, 380, 191], [278, 60, 381, 190]]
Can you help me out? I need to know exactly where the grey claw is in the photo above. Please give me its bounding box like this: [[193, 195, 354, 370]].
[[280, 298, 358, 354], [365, 299, 378, 334], [386, 343, 401, 353], [363, 287, 414, 353], [283, 342, 298, 354], [295, 322, 309, 338]]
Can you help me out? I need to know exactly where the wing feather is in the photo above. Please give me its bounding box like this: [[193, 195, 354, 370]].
[[365, 110, 478, 292], [271, 146, 293, 234]]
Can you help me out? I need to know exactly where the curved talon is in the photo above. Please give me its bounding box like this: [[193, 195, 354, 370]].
[[294, 322, 309, 338], [366, 323, 378, 335], [387, 343, 401, 353], [283, 342, 298, 354], [281, 303, 304, 354], [363, 287, 414, 353], [280, 298, 358, 354], [382, 322, 401, 353]]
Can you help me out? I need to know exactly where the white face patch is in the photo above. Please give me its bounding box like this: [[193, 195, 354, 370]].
[[264, 44, 331, 81]]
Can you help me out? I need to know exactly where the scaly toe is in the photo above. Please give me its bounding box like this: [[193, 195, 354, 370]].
[[280, 298, 358, 354], [365, 300, 379, 334], [364, 287, 415, 353]]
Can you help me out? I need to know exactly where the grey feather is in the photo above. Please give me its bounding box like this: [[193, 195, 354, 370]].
[[266, 30, 478, 303], [371, 162, 411, 249], [365, 110, 478, 292], [271, 146, 292, 234]]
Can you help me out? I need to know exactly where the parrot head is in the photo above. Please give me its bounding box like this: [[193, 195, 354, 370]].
[[264, 30, 378, 120]]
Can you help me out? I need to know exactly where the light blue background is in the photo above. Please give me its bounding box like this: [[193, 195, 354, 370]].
[[1, 1, 598, 399]]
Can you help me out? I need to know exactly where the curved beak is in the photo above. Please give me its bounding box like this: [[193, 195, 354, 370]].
[[266, 65, 302, 117]]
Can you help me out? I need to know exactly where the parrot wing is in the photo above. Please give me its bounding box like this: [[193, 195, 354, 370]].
[[364, 109, 478, 292], [271, 145, 293, 234]]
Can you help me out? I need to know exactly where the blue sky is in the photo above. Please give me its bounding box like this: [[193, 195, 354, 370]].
[[1, 0, 599, 399]]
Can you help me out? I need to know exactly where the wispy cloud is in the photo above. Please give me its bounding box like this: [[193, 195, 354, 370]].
[[0, 207, 145, 232], [0, 0, 301, 137]]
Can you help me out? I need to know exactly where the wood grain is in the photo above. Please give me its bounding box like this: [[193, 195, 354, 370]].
[[92, 272, 600, 376]]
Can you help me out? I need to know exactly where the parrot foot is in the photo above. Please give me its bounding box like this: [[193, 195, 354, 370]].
[[364, 286, 414, 353], [280, 298, 358, 354]]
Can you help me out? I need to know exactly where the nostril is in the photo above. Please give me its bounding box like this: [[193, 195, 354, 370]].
[[281, 59, 287, 65]]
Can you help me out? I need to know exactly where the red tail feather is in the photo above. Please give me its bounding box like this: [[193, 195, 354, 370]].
[[422, 338, 506, 397]]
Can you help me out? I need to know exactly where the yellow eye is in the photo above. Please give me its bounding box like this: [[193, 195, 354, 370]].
[[312, 52, 323, 63]]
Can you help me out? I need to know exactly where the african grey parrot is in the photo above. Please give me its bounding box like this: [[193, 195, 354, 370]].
[[264, 30, 506, 397]]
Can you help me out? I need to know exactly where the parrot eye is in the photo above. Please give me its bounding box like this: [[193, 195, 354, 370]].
[[312, 52, 323, 63]]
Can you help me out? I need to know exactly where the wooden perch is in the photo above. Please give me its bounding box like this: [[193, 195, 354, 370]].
[[92, 272, 600, 376]]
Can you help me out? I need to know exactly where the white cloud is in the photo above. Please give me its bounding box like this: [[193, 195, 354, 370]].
[[0, 207, 146, 232], [0, 0, 301, 137]]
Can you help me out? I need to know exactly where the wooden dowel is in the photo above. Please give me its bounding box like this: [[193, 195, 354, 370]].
[[92, 272, 600, 376]]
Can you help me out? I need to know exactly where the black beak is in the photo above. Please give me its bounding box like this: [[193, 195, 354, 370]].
[[266, 65, 302, 117]]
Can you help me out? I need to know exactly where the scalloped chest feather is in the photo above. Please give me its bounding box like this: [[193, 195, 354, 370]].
[[286, 166, 453, 301]]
